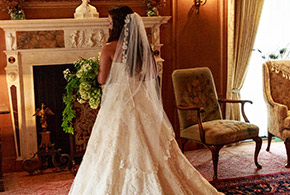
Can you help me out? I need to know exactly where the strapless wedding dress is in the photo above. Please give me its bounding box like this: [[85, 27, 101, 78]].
[[69, 80, 222, 195]]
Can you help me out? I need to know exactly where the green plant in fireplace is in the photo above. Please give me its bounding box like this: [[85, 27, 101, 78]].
[[62, 57, 102, 134]]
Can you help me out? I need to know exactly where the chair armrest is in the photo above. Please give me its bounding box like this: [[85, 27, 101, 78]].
[[266, 102, 288, 135], [218, 99, 253, 104], [176, 105, 206, 144], [218, 99, 252, 122], [270, 102, 288, 112], [176, 105, 205, 112], [263, 63, 276, 107]]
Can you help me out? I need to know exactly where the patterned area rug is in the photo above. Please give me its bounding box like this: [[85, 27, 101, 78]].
[[184, 141, 289, 181], [210, 171, 290, 195]]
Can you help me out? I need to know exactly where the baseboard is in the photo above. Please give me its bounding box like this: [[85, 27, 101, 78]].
[[2, 158, 23, 173]]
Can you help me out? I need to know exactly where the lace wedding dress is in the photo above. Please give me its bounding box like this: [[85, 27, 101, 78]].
[[69, 13, 222, 195]]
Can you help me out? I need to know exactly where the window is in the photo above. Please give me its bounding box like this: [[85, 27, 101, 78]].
[[241, 0, 290, 136]]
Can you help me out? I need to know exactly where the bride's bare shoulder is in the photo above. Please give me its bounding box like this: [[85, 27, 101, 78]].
[[102, 41, 118, 52]]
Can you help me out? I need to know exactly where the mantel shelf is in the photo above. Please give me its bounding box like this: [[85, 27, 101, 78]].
[[0, 16, 171, 30]]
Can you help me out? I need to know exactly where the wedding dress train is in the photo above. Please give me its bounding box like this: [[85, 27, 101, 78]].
[[69, 80, 221, 195]]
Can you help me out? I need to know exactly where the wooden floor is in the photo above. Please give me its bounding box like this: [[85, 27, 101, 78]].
[[2, 168, 74, 194]]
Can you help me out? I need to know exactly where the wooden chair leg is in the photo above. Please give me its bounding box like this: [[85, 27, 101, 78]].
[[266, 132, 273, 152], [181, 139, 188, 153], [208, 145, 223, 180], [253, 136, 262, 169], [284, 138, 290, 168]]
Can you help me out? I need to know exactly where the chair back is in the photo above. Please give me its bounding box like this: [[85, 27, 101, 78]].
[[263, 60, 290, 110], [172, 67, 222, 130]]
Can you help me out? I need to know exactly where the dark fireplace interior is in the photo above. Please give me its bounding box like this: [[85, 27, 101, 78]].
[[33, 64, 74, 155]]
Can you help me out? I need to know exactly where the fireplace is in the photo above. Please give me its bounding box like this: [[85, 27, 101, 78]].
[[33, 64, 73, 154], [0, 16, 170, 160]]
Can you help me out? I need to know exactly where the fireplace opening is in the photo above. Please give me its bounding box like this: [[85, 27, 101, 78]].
[[33, 64, 75, 156]]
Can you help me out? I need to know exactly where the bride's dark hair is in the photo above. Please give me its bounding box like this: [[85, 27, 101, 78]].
[[108, 6, 145, 77], [107, 6, 134, 43]]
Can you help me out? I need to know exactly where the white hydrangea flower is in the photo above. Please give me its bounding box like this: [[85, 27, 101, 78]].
[[76, 70, 83, 78], [89, 98, 99, 109], [81, 64, 92, 73], [63, 69, 71, 80], [77, 98, 86, 104], [88, 57, 96, 61], [63, 68, 70, 75], [80, 82, 91, 91], [97, 52, 101, 61], [80, 92, 89, 100]]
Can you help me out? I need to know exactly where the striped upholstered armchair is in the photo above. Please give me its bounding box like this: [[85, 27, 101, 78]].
[[263, 60, 290, 168], [172, 67, 262, 180]]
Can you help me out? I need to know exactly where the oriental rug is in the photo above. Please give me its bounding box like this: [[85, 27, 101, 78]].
[[185, 141, 289, 181], [210, 171, 290, 195]]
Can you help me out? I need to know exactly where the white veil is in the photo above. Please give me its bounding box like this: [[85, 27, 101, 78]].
[[101, 13, 168, 157], [105, 13, 159, 95]]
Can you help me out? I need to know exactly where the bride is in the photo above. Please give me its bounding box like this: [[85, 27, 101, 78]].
[[69, 5, 222, 195]]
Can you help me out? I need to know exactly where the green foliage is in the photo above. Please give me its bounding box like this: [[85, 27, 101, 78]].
[[254, 46, 290, 60], [62, 57, 102, 134], [145, 0, 165, 16]]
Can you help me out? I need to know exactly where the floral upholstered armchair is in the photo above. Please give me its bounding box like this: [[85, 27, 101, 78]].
[[263, 60, 290, 168], [172, 67, 262, 180]]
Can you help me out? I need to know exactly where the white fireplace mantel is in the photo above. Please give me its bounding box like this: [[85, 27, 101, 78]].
[[0, 16, 170, 160]]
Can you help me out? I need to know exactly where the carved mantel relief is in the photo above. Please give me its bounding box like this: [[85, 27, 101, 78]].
[[0, 16, 170, 160], [68, 29, 106, 48]]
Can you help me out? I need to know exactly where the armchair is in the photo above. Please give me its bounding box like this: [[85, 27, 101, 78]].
[[172, 67, 262, 180], [263, 60, 290, 168]]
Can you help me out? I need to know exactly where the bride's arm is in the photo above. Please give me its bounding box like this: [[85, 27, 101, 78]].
[[97, 43, 114, 85]]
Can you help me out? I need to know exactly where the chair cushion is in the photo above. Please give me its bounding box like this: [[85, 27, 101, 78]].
[[180, 120, 259, 145]]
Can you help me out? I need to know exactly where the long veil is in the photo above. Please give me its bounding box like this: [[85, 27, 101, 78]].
[[101, 13, 169, 160]]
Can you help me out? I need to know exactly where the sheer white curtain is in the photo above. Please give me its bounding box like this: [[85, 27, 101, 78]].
[[241, 0, 290, 137]]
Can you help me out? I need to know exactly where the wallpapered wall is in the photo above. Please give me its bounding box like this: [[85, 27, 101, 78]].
[[0, 0, 227, 172]]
